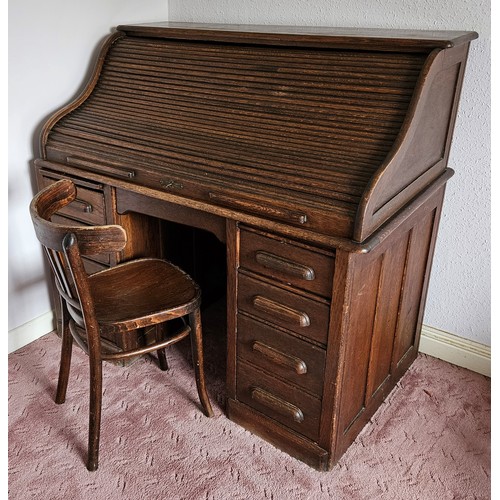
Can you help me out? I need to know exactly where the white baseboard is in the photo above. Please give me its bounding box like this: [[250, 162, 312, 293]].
[[8, 313, 491, 377], [8, 311, 55, 354], [418, 324, 490, 377]]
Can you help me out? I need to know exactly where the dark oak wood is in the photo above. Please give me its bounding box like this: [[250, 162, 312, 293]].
[[238, 315, 326, 395], [239, 227, 334, 297], [32, 23, 475, 471], [117, 22, 477, 51], [237, 360, 322, 441], [39, 23, 474, 242], [30, 179, 214, 471], [237, 272, 330, 345]]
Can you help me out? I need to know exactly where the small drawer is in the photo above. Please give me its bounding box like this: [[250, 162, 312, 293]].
[[237, 360, 321, 442], [239, 228, 334, 298], [238, 273, 329, 344], [238, 315, 326, 396], [39, 174, 106, 225], [50, 215, 110, 265]]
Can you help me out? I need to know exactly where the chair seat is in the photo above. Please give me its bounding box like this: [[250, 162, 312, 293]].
[[88, 258, 201, 334]]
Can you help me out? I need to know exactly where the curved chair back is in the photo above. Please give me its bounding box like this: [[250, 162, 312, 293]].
[[29, 179, 127, 339]]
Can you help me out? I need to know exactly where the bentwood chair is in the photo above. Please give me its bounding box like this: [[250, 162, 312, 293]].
[[30, 179, 214, 471]]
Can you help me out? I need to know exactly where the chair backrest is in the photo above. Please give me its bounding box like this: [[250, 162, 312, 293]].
[[30, 179, 127, 350]]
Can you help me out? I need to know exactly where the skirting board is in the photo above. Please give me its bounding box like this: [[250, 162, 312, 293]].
[[8, 313, 490, 377], [418, 324, 490, 377], [8, 311, 55, 354]]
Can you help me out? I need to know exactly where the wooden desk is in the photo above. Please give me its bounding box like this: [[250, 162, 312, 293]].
[[34, 23, 476, 470]]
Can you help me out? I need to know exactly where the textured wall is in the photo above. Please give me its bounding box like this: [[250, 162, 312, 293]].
[[169, 0, 491, 345]]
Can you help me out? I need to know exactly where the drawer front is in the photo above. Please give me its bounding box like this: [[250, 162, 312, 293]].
[[237, 361, 321, 441], [51, 215, 110, 265], [39, 174, 106, 225], [238, 315, 325, 396], [239, 228, 334, 298], [238, 273, 329, 344]]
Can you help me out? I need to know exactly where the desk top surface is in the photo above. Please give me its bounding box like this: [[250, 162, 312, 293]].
[[117, 22, 478, 51]]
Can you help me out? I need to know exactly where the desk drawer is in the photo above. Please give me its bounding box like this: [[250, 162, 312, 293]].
[[238, 315, 325, 396], [39, 173, 106, 225], [237, 360, 321, 442], [238, 273, 329, 345], [239, 228, 334, 298]]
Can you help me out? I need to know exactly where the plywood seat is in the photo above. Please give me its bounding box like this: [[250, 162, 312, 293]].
[[89, 258, 200, 333]]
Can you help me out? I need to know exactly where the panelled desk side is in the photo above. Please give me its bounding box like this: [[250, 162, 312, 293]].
[[33, 23, 476, 471]]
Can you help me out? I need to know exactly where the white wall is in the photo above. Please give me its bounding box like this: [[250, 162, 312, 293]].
[[8, 1, 168, 335], [9, 1, 490, 349], [169, 0, 491, 347]]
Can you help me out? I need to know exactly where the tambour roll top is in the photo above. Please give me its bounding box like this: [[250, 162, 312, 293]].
[[40, 23, 477, 242]]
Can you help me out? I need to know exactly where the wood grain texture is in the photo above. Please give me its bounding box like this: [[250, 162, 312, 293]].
[[237, 314, 326, 396], [30, 179, 214, 471], [237, 272, 330, 345], [43, 30, 444, 240], [39, 24, 474, 241], [32, 24, 475, 472], [117, 22, 478, 51]]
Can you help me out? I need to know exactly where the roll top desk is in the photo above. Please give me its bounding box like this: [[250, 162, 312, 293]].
[[34, 23, 477, 470]]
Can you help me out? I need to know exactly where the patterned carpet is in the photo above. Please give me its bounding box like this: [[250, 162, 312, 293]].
[[8, 322, 490, 499]]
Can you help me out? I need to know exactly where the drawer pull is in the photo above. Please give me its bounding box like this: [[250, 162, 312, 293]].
[[251, 387, 304, 423], [252, 295, 310, 328], [255, 251, 315, 281], [252, 341, 307, 375], [208, 192, 307, 224], [72, 198, 93, 213], [66, 156, 135, 179]]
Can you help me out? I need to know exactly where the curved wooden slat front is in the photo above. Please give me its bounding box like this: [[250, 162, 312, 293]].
[[42, 33, 426, 239]]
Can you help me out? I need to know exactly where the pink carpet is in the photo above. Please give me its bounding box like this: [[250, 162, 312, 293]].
[[9, 326, 490, 499]]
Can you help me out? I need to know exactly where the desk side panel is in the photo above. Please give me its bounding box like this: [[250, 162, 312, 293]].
[[355, 42, 470, 241], [329, 186, 445, 465]]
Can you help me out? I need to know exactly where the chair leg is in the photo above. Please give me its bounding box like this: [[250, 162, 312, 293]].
[[189, 309, 214, 418], [55, 300, 73, 404], [155, 324, 169, 371], [87, 356, 103, 471]]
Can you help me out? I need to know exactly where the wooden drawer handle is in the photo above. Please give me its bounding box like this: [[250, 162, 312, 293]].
[[255, 251, 315, 281], [252, 295, 310, 327], [208, 192, 307, 224], [72, 198, 93, 213], [252, 341, 307, 375], [66, 156, 135, 179], [251, 387, 304, 423]]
